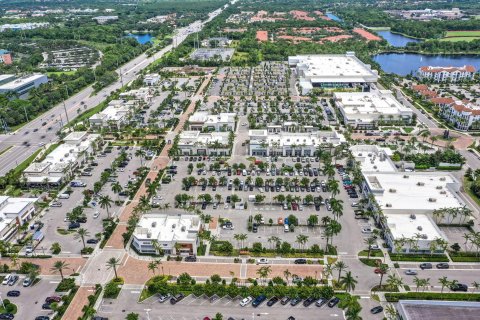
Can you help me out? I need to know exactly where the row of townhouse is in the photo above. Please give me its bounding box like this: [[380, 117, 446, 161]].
[[417, 65, 476, 82]]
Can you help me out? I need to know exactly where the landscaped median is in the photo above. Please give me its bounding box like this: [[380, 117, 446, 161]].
[[385, 292, 480, 302], [388, 253, 449, 262]]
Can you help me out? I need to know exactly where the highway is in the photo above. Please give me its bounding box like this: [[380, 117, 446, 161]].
[[0, 5, 226, 176]]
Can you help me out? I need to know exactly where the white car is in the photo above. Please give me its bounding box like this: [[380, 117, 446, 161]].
[[404, 269, 418, 275], [351, 202, 359, 208], [224, 203, 229, 209], [93, 211, 100, 219], [240, 296, 253, 307], [158, 293, 171, 303], [256, 258, 269, 265], [2, 274, 11, 285], [361, 228, 372, 234]]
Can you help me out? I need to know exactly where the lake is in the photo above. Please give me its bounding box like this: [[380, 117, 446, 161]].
[[376, 30, 421, 47], [373, 53, 480, 76], [326, 13, 342, 22], [125, 33, 154, 44]]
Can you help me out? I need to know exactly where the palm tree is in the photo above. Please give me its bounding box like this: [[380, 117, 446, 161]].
[[106, 257, 121, 279], [377, 264, 389, 288], [74, 228, 90, 250], [111, 182, 122, 200], [339, 271, 357, 292], [384, 304, 398, 320], [148, 261, 160, 275], [99, 195, 113, 219], [9, 253, 19, 269], [334, 261, 348, 282], [135, 149, 146, 167], [295, 234, 309, 250], [256, 266, 271, 285], [283, 269, 291, 284], [438, 276, 450, 293], [51, 260, 69, 280]]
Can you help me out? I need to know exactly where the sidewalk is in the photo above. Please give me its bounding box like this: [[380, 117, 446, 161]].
[[61, 286, 95, 320]]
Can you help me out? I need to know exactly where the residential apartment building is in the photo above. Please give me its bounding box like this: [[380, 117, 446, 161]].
[[418, 65, 476, 82], [432, 97, 480, 131], [334, 90, 413, 128], [0, 50, 13, 65], [248, 125, 346, 157], [188, 112, 236, 132], [23, 132, 101, 187], [177, 131, 231, 156], [0, 196, 38, 241], [132, 214, 200, 255]]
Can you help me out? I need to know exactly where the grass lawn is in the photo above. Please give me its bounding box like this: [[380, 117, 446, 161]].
[[463, 178, 480, 207], [403, 127, 414, 133], [47, 70, 77, 76], [0, 146, 12, 156], [12, 149, 42, 176], [358, 250, 384, 258], [440, 36, 480, 42], [445, 30, 480, 37]]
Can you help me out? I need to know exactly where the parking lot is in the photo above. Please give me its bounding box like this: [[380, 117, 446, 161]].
[[27, 145, 145, 255], [0, 276, 60, 320], [96, 290, 344, 320]]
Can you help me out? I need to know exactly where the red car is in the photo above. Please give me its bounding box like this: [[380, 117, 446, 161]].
[[45, 296, 61, 303]]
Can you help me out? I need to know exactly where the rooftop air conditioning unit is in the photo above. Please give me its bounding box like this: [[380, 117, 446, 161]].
[[403, 175, 409, 178], [181, 226, 186, 232], [417, 226, 423, 231], [440, 177, 446, 181], [421, 234, 428, 239], [172, 224, 176, 229], [436, 186, 443, 190], [147, 232, 151, 238], [151, 222, 156, 227], [410, 214, 416, 219], [386, 203, 392, 207], [428, 198, 437, 202], [389, 188, 396, 193], [440, 190, 447, 194], [417, 182, 425, 186]]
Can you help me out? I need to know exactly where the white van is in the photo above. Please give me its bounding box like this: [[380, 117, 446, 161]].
[[58, 193, 70, 199], [284, 224, 289, 232], [2, 274, 11, 285]]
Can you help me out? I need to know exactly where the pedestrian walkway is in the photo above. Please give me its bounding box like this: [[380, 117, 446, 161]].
[[61, 286, 95, 320]]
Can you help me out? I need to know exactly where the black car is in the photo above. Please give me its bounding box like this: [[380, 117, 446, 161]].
[[184, 255, 197, 262], [328, 297, 340, 308], [0, 314, 14, 320], [266, 296, 279, 306], [450, 283, 468, 292], [436, 263, 449, 269], [294, 258, 307, 264], [76, 216, 87, 223], [42, 303, 52, 310], [252, 223, 258, 233], [68, 222, 80, 230], [170, 293, 185, 304], [92, 317, 108, 320], [280, 297, 291, 305], [252, 295, 267, 307], [290, 297, 302, 306], [6, 290, 20, 297], [303, 297, 316, 307], [371, 306, 383, 314], [87, 239, 99, 244], [35, 316, 50, 320], [419, 263, 433, 270]]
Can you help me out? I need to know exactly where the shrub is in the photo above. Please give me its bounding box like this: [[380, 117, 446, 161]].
[[386, 292, 480, 302], [56, 278, 76, 292]]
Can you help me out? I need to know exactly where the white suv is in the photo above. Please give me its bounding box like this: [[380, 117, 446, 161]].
[[240, 296, 253, 307]]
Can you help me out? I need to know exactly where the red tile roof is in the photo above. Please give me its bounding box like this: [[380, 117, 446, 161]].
[[412, 84, 428, 91], [419, 65, 476, 73], [256, 30, 268, 42], [430, 97, 455, 105]]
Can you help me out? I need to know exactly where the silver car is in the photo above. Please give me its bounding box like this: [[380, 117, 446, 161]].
[[404, 269, 418, 275]]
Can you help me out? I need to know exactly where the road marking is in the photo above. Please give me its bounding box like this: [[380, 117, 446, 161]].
[[49, 281, 60, 284], [131, 291, 140, 294]]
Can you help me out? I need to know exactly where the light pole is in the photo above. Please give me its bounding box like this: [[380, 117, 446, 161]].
[[0, 293, 5, 309], [63, 85, 70, 124]]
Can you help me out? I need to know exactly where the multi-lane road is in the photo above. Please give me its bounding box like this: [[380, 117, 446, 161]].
[[0, 5, 225, 176]]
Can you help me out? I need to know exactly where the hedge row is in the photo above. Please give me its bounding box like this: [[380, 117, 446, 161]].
[[386, 292, 480, 302]]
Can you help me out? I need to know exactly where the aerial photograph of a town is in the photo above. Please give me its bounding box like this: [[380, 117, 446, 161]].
[[0, 0, 480, 319]]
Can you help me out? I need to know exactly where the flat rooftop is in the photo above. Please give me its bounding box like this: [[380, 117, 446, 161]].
[[350, 145, 396, 172], [0, 74, 47, 90], [386, 213, 443, 241], [289, 52, 378, 83], [398, 300, 480, 320], [335, 90, 412, 118], [365, 172, 464, 211], [134, 214, 200, 242]]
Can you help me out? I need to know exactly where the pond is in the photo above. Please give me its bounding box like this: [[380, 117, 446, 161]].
[[372, 53, 480, 76], [125, 33, 154, 44], [376, 30, 422, 47], [326, 13, 342, 22]]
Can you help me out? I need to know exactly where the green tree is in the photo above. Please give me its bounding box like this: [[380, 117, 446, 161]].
[[106, 257, 121, 279], [74, 228, 90, 250], [50, 260, 69, 280], [99, 195, 113, 219], [339, 271, 357, 292]]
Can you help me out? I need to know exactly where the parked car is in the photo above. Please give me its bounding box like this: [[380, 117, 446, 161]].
[[303, 297, 316, 307], [315, 298, 327, 308], [68, 222, 81, 230], [294, 258, 307, 264], [2, 274, 11, 285], [371, 306, 384, 314], [252, 295, 267, 307], [45, 296, 61, 303], [436, 263, 449, 269], [419, 263, 433, 270], [240, 296, 253, 307], [42, 303, 52, 310], [8, 275, 18, 286], [184, 255, 197, 262], [158, 293, 171, 303], [280, 297, 291, 305], [86, 239, 99, 244], [22, 277, 32, 287], [34, 316, 50, 320], [170, 293, 185, 304], [267, 296, 279, 306], [0, 314, 14, 320], [290, 297, 302, 306], [328, 297, 340, 308]]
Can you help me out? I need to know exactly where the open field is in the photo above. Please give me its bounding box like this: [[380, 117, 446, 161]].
[[442, 30, 480, 42], [440, 36, 480, 42]]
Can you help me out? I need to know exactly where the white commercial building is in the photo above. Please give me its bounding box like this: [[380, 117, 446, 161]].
[[23, 132, 101, 187], [177, 131, 231, 156], [334, 90, 413, 128], [0, 22, 49, 32], [350, 145, 396, 173], [249, 126, 346, 157], [132, 214, 200, 255], [188, 112, 236, 132], [362, 172, 464, 217], [0, 196, 38, 241], [89, 100, 137, 129], [144, 73, 160, 86], [384, 213, 447, 253], [92, 16, 118, 24], [0, 74, 48, 97], [418, 65, 476, 82], [288, 52, 379, 94]]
